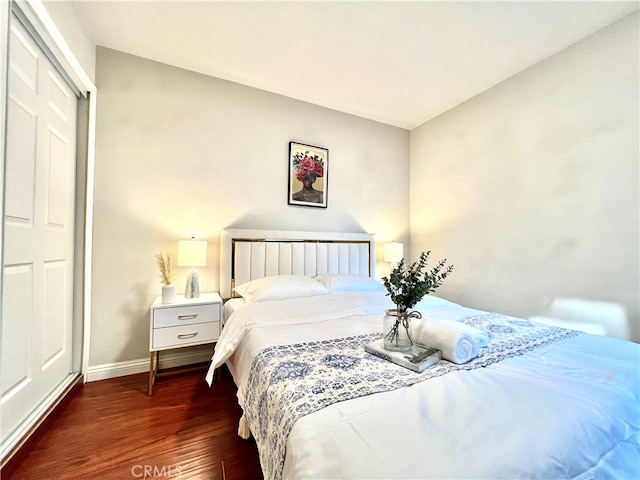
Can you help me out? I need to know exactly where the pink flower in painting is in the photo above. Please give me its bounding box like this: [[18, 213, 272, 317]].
[[292, 149, 325, 186], [313, 161, 324, 178], [299, 157, 315, 173]]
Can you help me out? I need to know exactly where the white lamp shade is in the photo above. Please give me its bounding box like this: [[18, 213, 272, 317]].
[[383, 242, 404, 263], [177, 239, 207, 267]]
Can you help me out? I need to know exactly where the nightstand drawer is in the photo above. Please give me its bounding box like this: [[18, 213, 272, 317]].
[[153, 303, 220, 328], [152, 321, 219, 350]]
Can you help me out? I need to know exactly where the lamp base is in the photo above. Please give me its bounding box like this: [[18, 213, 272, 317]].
[[184, 267, 200, 299]]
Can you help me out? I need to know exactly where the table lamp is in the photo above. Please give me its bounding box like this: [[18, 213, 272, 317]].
[[383, 241, 404, 271], [177, 237, 207, 298]]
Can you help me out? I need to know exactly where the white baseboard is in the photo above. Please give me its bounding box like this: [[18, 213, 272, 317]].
[[85, 348, 213, 382]]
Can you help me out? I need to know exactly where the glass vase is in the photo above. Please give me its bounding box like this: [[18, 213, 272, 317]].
[[383, 308, 414, 352]]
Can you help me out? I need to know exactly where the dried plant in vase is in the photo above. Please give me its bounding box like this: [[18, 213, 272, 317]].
[[381, 251, 453, 351], [155, 251, 176, 304], [155, 251, 174, 285]]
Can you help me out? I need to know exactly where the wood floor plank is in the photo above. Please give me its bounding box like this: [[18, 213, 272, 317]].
[[7, 365, 263, 480]]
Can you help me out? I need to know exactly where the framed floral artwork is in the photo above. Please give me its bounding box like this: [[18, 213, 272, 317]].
[[288, 141, 328, 208]]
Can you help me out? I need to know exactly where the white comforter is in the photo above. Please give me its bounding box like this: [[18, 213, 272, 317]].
[[206, 292, 640, 480]]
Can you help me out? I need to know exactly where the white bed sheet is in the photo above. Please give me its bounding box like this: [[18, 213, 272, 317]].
[[206, 292, 640, 480], [222, 297, 246, 323]]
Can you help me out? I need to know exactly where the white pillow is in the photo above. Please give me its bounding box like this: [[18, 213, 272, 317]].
[[233, 275, 329, 304], [315, 274, 385, 294]]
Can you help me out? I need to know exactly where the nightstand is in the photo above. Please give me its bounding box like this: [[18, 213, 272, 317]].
[[148, 292, 222, 395]]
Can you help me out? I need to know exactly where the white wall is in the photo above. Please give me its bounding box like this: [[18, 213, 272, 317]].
[[42, 0, 95, 82], [410, 12, 639, 341], [91, 48, 409, 367]]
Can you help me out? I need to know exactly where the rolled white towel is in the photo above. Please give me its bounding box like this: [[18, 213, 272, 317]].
[[457, 321, 489, 348], [413, 318, 480, 364], [416, 314, 489, 348]]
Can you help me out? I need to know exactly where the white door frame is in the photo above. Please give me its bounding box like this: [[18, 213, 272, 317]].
[[1, 0, 96, 380], [0, 1, 9, 332]]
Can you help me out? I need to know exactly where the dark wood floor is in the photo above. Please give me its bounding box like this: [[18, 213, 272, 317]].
[[8, 365, 263, 480]]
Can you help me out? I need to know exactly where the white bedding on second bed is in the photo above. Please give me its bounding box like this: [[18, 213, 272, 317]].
[[206, 291, 640, 480]]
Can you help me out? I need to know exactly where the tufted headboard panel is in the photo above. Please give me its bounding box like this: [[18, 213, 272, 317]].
[[219, 229, 376, 299]]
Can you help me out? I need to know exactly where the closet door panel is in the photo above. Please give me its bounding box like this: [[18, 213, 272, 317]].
[[1, 18, 77, 442]]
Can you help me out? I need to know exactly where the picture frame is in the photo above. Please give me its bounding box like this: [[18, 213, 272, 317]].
[[288, 141, 328, 208]]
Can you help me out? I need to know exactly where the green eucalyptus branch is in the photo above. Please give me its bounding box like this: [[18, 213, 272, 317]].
[[381, 251, 453, 311]]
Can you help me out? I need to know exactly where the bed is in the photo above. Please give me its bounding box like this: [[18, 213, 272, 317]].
[[206, 229, 640, 480]]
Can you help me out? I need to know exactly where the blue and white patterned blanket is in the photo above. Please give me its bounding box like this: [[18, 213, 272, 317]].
[[244, 313, 582, 480]]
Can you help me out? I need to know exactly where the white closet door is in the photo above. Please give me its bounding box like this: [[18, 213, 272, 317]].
[[1, 17, 77, 441]]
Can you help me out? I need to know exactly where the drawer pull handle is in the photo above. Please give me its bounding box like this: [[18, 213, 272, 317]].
[[177, 313, 198, 320], [177, 332, 198, 339]]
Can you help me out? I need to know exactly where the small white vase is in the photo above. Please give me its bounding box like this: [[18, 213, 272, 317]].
[[162, 284, 176, 304]]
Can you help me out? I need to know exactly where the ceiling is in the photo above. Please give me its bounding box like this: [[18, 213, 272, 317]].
[[70, 1, 639, 130]]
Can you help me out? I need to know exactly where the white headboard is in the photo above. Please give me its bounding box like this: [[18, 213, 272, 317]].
[[220, 229, 376, 299]]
